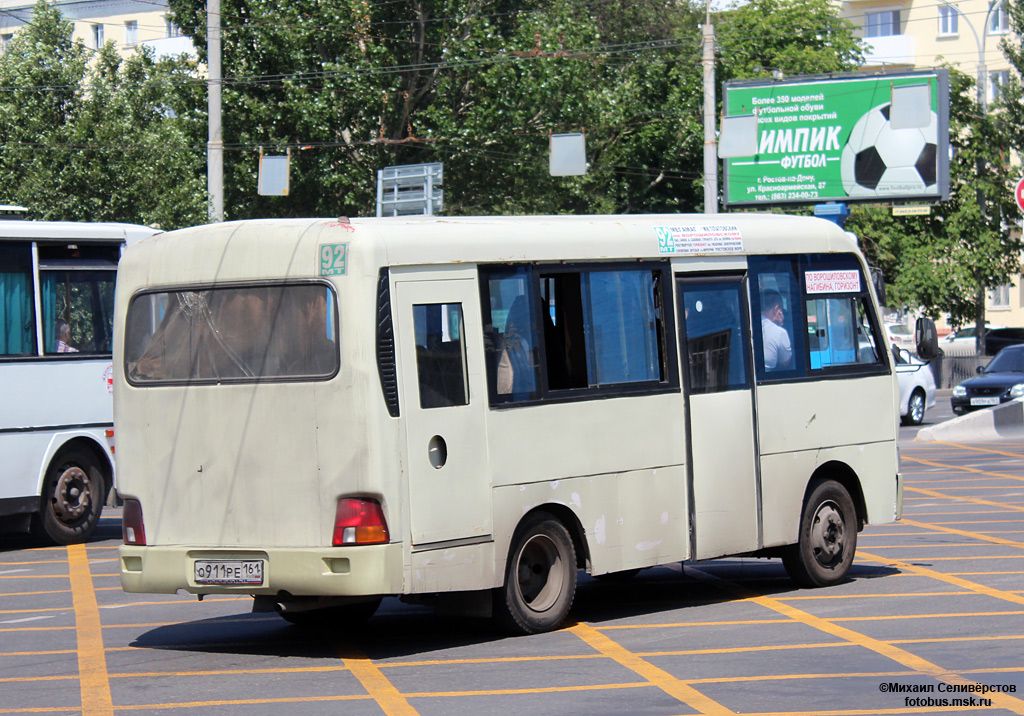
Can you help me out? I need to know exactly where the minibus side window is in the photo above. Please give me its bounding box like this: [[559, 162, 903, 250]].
[[412, 303, 470, 408], [750, 256, 807, 382], [0, 242, 35, 356], [480, 266, 540, 403]]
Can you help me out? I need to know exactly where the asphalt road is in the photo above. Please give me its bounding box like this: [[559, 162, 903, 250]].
[[3, 410, 1023, 716]]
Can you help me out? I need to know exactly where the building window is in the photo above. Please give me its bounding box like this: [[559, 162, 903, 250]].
[[0, 33, 12, 53], [165, 16, 182, 38], [124, 20, 138, 47], [990, 70, 1010, 103], [91, 23, 104, 49], [989, 284, 1011, 309], [990, 3, 1009, 33], [866, 10, 901, 38], [938, 5, 958, 35]]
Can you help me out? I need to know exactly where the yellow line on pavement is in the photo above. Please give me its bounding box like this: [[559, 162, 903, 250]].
[[905, 486, 1024, 512], [569, 622, 735, 715], [67, 543, 113, 716], [857, 550, 1024, 608], [900, 518, 1024, 548], [903, 456, 1024, 484], [339, 647, 420, 716], [689, 566, 1024, 715], [924, 441, 1024, 459]]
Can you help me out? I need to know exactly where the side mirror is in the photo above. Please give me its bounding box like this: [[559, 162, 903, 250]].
[[977, 365, 984, 374], [915, 317, 941, 360]]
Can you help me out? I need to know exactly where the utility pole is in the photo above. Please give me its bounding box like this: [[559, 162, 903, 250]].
[[702, 16, 717, 215], [207, 0, 224, 223]]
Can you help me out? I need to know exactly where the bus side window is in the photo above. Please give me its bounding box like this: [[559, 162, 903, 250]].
[[479, 266, 540, 404], [412, 303, 470, 409], [806, 296, 881, 368], [0, 242, 37, 356], [750, 256, 806, 381]]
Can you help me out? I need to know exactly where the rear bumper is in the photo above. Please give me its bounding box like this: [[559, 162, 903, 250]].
[[119, 543, 405, 597]]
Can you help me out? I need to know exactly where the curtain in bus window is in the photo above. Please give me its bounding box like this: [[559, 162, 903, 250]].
[[125, 284, 338, 383], [40, 270, 117, 354], [481, 266, 539, 403], [581, 270, 660, 385], [0, 244, 35, 356]]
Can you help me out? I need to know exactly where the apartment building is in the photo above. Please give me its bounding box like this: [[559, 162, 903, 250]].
[[838, 0, 1024, 331], [0, 0, 195, 59]]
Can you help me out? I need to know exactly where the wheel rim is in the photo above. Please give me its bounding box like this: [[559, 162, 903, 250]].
[[51, 465, 93, 524], [808, 500, 846, 569], [910, 393, 925, 422], [515, 533, 565, 613]]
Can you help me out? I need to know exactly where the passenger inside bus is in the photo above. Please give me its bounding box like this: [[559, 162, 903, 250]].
[[55, 320, 78, 353], [760, 290, 793, 371]]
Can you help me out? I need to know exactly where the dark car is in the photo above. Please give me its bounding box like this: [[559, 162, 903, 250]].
[[984, 328, 1024, 355], [951, 344, 1024, 414]]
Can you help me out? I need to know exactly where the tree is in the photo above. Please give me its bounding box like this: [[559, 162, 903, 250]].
[[0, 0, 206, 229], [167, 0, 716, 219], [847, 68, 1021, 351]]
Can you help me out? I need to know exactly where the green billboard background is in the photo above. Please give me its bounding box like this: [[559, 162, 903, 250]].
[[722, 71, 949, 207]]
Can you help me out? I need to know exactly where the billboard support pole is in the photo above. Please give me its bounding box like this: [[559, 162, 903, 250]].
[[702, 19, 717, 215]]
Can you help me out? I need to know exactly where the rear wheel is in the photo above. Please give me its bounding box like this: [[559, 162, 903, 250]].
[[494, 512, 577, 634], [782, 479, 858, 588], [31, 448, 106, 545]]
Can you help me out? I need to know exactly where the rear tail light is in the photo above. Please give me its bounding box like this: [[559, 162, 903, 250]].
[[332, 498, 389, 546], [122, 499, 146, 545]]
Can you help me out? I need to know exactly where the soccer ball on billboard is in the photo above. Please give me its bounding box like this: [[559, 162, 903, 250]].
[[839, 103, 939, 198]]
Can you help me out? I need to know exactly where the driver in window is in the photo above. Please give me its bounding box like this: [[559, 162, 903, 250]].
[[760, 290, 792, 371]]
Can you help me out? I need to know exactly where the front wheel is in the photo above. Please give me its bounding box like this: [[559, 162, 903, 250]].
[[902, 389, 926, 425], [494, 512, 577, 634], [782, 479, 858, 588], [31, 448, 106, 545]]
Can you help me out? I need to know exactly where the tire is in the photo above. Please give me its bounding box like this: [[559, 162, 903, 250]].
[[278, 598, 382, 627], [31, 448, 106, 545], [782, 479, 858, 588], [494, 512, 577, 634], [902, 389, 926, 426]]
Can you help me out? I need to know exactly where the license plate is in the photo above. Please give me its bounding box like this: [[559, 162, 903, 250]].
[[194, 560, 264, 585], [971, 397, 1000, 406]]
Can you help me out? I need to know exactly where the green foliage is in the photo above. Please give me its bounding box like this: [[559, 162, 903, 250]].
[[0, 0, 206, 228], [847, 68, 1020, 330]]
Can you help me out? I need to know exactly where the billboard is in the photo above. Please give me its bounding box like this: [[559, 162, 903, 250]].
[[722, 70, 949, 207]]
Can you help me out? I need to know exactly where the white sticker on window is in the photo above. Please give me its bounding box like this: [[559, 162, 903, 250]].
[[655, 225, 743, 255], [805, 270, 861, 294]]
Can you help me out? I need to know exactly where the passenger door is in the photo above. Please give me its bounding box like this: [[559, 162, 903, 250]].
[[393, 268, 491, 546], [677, 274, 761, 559]]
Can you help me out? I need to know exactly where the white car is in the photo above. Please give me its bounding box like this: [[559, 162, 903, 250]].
[[895, 352, 937, 425], [942, 324, 1005, 356], [884, 322, 916, 353]]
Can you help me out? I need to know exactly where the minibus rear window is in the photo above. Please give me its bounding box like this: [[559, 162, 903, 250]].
[[125, 283, 338, 385]]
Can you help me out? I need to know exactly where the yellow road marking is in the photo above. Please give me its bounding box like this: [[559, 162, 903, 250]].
[[569, 622, 734, 714], [899, 518, 1024, 548], [67, 543, 113, 716], [690, 567, 1024, 715], [340, 647, 420, 716], [920, 441, 1024, 459], [858, 551, 1024, 608], [905, 486, 1024, 512], [904, 456, 1024, 484], [111, 695, 371, 711]]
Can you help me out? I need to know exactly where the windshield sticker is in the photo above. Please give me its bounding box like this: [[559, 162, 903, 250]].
[[805, 270, 861, 294], [656, 225, 743, 255], [319, 243, 348, 276]]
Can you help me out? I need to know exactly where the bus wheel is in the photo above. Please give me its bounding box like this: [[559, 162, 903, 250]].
[[32, 449, 105, 545], [495, 512, 577, 634], [278, 598, 382, 627], [782, 479, 858, 588]]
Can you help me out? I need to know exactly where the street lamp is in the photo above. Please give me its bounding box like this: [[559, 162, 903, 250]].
[[938, 0, 1002, 111]]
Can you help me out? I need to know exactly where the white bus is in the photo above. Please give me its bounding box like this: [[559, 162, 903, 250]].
[[115, 214, 909, 634], [0, 218, 158, 544]]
